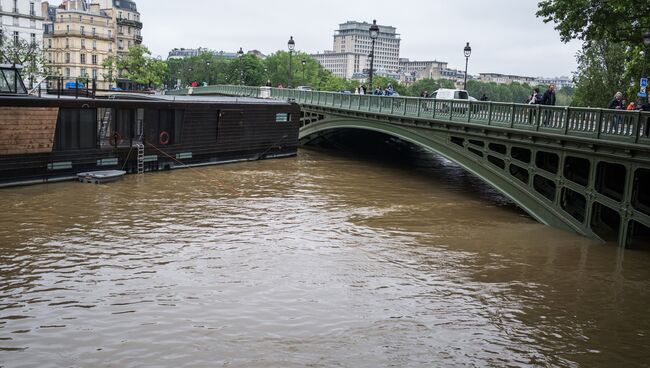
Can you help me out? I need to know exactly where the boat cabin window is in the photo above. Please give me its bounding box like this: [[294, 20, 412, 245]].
[[0, 67, 28, 94], [144, 109, 183, 146], [54, 108, 97, 151]]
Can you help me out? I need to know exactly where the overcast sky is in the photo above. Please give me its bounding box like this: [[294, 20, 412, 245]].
[[135, 0, 581, 78]]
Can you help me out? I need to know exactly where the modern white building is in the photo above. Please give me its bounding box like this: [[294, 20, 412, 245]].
[[536, 76, 575, 90], [479, 73, 537, 85], [310, 51, 368, 79], [332, 21, 400, 73], [0, 0, 44, 47], [398, 58, 449, 81]]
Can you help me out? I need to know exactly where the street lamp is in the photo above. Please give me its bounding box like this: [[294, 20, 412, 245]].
[[206, 60, 211, 85], [301, 59, 306, 86], [463, 42, 472, 89], [643, 27, 650, 78], [237, 47, 244, 85], [288, 36, 295, 88], [368, 20, 379, 91]]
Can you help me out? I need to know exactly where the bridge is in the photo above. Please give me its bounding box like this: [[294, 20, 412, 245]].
[[167, 85, 650, 248]]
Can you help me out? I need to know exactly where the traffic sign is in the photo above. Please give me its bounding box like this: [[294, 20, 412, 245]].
[[641, 78, 648, 88]]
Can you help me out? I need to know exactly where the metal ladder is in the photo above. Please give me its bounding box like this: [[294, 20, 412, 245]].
[[136, 143, 145, 174]]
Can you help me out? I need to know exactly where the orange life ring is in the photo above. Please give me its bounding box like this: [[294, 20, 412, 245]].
[[159, 131, 170, 145]]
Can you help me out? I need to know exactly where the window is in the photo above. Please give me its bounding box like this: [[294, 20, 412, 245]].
[[65, 53, 70, 63], [80, 38, 85, 48], [92, 27, 96, 36], [80, 54, 86, 64], [66, 25, 70, 33], [13, 31, 19, 44], [65, 68, 70, 77], [65, 38, 69, 48], [80, 26, 85, 35], [91, 54, 97, 65], [92, 69, 97, 79], [29, 1, 34, 15], [30, 33, 35, 45], [92, 40, 97, 49], [13, 16, 19, 26], [80, 68, 87, 77], [118, 11, 122, 19]]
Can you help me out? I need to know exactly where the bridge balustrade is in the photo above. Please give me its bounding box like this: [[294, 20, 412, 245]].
[[170, 85, 650, 146]]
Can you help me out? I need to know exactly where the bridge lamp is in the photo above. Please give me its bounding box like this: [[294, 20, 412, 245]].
[[288, 36, 295, 88], [237, 47, 244, 85], [643, 28, 650, 81], [368, 20, 380, 91], [463, 42, 472, 88], [301, 59, 306, 86]]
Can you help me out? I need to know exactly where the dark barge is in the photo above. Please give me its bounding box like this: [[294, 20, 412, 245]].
[[0, 67, 300, 188]]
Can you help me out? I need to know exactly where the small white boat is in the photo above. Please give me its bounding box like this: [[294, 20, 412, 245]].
[[77, 170, 127, 184]]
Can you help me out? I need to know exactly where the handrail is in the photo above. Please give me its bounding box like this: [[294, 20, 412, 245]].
[[166, 85, 650, 146]]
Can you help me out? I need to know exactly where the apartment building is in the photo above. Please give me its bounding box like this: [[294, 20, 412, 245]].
[[310, 51, 368, 79], [0, 0, 44, 49], [333, 21, 400, 73], [42, 0, 142, 89]]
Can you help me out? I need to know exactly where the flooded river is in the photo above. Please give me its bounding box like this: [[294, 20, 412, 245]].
[[1, 148, 649, 367]]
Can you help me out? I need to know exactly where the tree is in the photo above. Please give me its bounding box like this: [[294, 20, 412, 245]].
[[0, 29, 49, 88], [536, 0, 650, 44], [571, 39, 627, 107], [101, 55, 117, 88], [115, 45, 168, 88]]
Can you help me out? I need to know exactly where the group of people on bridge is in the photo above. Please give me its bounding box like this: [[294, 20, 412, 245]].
[[608, 92, 650, 112]]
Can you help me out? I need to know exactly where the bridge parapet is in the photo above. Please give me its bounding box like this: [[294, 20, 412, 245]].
[[167, 85, 650, 148]]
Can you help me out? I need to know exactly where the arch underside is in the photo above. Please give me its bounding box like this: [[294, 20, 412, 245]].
[[300, 117, 602, 242]]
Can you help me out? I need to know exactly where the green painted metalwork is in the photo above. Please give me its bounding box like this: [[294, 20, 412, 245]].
[[166, 86, 650, 247]]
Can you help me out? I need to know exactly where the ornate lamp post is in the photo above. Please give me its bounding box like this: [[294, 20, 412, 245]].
[[463, 42, 472, 89], [288, 36, 295, 88], [237, 47, 244, 85], [301, 59, 306, 86], [642, 27, 650, 90], [368, 20, 379, 91], [206, 60, 211, 85]]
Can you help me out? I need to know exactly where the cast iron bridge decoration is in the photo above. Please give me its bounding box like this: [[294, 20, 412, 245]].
[[167, 86, 650, 248]]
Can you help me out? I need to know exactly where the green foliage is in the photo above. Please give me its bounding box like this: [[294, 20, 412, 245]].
[[536, 0, 650, 44], [114, 45, 168, 88], [0, 30, 49, 87], [571, 39, 628, 107]]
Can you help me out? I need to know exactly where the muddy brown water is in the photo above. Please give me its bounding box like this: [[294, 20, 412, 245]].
[[0, 149, 649, 367]]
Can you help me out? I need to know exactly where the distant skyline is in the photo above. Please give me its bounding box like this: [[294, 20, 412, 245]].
[[135, 0, 581, 78]]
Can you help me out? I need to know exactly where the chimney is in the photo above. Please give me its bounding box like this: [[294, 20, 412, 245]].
[[89, 3, 100, 13]]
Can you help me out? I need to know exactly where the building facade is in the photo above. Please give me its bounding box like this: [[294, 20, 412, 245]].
[[479, 73, 537, 85], [167, 48, 244, 60], [0, 0, 44, 50], [42, 0, 142, 90], [311, 51, 368, 79], [332, 21, 400, 73], [398, 58, 448, 81], [535, 76, 575, 90]]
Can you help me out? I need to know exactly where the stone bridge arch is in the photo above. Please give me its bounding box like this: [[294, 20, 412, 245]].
[[299, 117, 634, 244]]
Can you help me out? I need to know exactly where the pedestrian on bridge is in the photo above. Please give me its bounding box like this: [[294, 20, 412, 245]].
[[541, 84, 556, 126]]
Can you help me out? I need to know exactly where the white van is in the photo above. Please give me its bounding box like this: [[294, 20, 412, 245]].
[[431, 88, 470, 100]]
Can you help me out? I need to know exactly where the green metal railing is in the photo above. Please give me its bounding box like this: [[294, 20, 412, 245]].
[[167, 85, 650, 146]]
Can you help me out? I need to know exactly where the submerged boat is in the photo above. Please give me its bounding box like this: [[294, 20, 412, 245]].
[[0, 65, 300, 188], [77, 170, 127, 184]]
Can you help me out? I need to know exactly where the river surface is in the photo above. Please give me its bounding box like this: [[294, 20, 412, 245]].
[[1, 148, 649, 368]]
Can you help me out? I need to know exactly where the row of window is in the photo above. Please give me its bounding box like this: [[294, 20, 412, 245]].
[[0, 15, 39, 28], [0, 29, 37, 44], [0, 0, 36, 16], [46, 38, 133, 52]]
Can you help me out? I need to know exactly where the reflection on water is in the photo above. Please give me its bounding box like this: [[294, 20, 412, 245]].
[[0, 148, 649, 368]]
